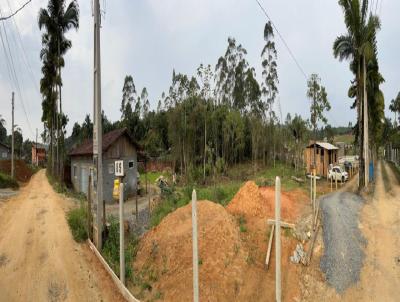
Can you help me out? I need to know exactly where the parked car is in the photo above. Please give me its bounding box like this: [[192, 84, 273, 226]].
[[328, 166, 348, 182]]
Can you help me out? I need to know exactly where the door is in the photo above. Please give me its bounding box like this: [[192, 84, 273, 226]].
[[81, 167, 88, 195]]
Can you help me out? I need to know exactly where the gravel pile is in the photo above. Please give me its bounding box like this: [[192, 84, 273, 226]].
[[320, 192, 366, 293]]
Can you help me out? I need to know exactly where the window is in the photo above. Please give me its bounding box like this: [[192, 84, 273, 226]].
[[2, 152, 6, 158], [108, 163, 114, 174], [128, 160, 134, 169], [73, 165, 77, 177]]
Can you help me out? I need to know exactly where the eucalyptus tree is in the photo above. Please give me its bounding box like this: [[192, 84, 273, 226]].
[[197, 63, 214, 180], [307, 73, 331, 168], [121, 75, 136, 118], [261, 21, 279, 166], [333, 0, 380, 188], [215, 37, 248, 109]]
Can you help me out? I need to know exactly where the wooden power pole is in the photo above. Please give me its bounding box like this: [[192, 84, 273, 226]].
[[11, 92, 15, 179], [93, 0, 103, 249]]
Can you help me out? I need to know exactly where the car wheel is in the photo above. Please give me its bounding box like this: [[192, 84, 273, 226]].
[[342, 176, 345, 182]]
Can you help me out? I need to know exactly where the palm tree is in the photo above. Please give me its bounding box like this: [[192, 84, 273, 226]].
[[38, 0, 79, 177], [333, 0, 380, 189]]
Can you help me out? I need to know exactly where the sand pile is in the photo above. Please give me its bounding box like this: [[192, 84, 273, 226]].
[[133, 201, 247, 302], [227, 181, 300, 221]]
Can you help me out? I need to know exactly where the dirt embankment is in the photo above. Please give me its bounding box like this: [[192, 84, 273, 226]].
[[0, 159, 34, 182], [227, 180, 303, 221], [133, 181, 308, 301]]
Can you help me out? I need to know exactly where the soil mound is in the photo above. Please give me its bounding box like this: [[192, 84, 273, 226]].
[[0, 160, 34, 182], [133, 200, 247, 302], [227, 181, 300, 221]]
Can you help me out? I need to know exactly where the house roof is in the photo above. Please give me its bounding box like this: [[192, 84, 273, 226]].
[[307, 141, 338, 150], [69, 128, 139, 156], [0, 141, 10, 150]]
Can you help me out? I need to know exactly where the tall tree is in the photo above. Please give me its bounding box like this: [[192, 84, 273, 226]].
[[389, 92, 400, 125], [333, 0, 380, 188], [307, 73, 331, 169], [121, 75, 136, 118], [38, 0, 79, 177]]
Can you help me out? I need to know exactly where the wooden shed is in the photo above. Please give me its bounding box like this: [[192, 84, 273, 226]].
[[304, 141, 339, 178]]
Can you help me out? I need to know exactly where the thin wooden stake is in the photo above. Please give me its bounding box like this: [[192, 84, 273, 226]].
[[265, 224, 275, 268]]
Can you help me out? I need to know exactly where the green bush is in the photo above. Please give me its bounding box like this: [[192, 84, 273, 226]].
[[102, 216, 139, 281], [0, 172, 19, 189], [67, 204, 88, 242]]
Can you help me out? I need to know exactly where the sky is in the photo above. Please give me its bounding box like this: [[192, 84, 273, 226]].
[[0, 0, 399, 141]]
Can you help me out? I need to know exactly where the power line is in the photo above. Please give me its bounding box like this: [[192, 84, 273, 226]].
[[6, 0, 41, 97], [0, 0, 32, 21], [255, 0, 308, 80], [0, 10, 34, 137]]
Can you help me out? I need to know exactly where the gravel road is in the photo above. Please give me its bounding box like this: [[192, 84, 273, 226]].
[[320, 191, 366, 293]]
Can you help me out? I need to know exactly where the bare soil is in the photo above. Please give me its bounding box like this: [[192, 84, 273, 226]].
[[133, 181, 309, 301], [0, 159, 34, 182], [0, 170, 125, 302]]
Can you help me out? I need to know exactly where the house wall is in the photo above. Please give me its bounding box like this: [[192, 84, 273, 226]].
[[70, 135, 138, 203], [0, 145, 10, 160], [304, 147, 338, 178]]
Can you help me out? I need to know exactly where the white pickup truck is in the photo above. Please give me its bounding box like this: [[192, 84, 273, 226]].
[[328, 166, 348, 182]]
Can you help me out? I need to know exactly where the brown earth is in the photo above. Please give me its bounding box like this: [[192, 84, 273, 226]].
[[133, 200, 248, 301], [133, 181, 309, 301], [0, 159, 34, 182], [227, 180, 306, 222], [0, 170, 125, 302]]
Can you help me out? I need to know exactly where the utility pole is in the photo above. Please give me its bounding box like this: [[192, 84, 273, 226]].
[[363, 57, 369, 187], [35, 128, 38, 166], [93, 0, 103, 249], [11, 92, 14, 179]]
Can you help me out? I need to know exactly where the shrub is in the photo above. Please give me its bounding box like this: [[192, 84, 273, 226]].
[[0, 172, 19, 189], [102, 216, 139, 281], [66, 204, 88, 242]]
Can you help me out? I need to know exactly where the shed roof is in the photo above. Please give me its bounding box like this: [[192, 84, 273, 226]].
[[307, 141, 338, 150], [0, 141, 10, 150], [69, 128, 139, 156]]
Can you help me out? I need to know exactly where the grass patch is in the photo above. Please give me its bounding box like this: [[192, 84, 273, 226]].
[[102, 216, 139, 281], [0, 172, 19, 189], [66, 203, 88, 242], [238, 215, 247, 233], [256, 162, 307, 191], [150, 182, 241, 227], [46, 170, 86, 202], [140, 171, 170, 185]]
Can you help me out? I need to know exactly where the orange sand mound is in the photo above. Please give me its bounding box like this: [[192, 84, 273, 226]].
[[133, 200, 247, 302], [227, 181, 301, 221]]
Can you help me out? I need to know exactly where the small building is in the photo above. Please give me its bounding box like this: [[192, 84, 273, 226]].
[[0, 142, 10, 160], [304, 141, 339, 178], [32, 143, 46, 165], [69, 128, 139, 203]]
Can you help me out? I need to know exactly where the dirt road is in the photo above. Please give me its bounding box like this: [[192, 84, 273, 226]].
[[347, 161, 400, 301], [0, 170, 125, 302]]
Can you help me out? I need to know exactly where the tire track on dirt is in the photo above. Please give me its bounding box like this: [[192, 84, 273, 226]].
[[0, 170, 126, 302]]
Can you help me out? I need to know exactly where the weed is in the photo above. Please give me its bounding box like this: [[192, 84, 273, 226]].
[[0, 172, 19, 189], [102, 216, 139, 281], [66, 203, 88, 242], [238, 215, 247, 233]]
